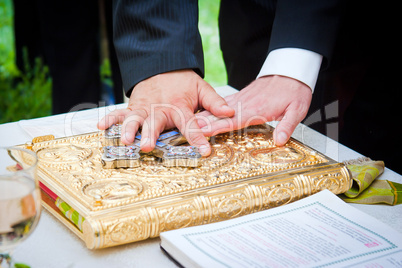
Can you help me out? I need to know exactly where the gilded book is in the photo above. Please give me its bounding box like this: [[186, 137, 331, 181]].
[[18, 124, 351, 249]]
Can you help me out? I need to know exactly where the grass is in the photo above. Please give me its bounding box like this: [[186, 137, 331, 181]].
[[0, 0, 226, 123]]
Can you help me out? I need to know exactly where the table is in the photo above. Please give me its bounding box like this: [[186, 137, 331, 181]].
[[1, 86, 401, 268]]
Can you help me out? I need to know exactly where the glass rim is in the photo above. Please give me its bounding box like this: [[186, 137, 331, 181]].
[[1, 146, 38, 175]]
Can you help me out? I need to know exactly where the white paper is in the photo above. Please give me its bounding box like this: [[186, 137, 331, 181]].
[[18, 103, 127, 139], [160, 190, 402, 268]]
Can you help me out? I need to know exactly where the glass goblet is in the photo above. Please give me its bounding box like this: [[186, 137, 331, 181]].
[[0, 147, 41, 268]]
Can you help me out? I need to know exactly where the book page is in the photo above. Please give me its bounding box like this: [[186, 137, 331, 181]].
[[160, 190, 402, 268]]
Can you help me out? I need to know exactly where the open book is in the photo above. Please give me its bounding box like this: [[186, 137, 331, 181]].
[[160, 190, 402, 267]]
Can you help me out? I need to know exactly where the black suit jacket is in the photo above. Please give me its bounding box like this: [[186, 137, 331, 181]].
[[219, 0, 341, 89], [113, 0, 341, 94], [113, 0, 401, 173], [113, 0, 204, 96]]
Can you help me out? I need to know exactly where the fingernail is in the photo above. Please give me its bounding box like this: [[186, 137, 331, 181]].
[[275, 132, 288, 145], [140, 137, 150, 148], [198, 144, 210, 156], [121, 131, 130, 142], [97, 120, 105, 130], [222, 104, 230, 110], [221, 104, 234, 112]]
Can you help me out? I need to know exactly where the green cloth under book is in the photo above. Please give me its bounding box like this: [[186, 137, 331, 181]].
[[341, 158, 402, 205]]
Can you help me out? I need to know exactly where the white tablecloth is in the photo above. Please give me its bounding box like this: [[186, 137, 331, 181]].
[[1, 86, 401, 268]]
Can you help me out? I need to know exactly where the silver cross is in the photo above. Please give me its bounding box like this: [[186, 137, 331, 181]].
[[101, 145, 141, 169], [101, 124, 202, 168]]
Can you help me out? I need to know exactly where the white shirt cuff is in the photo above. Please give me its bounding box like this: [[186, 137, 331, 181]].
[[256, 48, 323, 92]]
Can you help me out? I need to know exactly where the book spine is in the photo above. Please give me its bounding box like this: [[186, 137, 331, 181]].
[[82, 163, 351, 249]]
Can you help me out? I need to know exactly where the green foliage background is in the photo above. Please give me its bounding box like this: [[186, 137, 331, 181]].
[[0, 0, 52, 124], [199, 0, 226, 87], [0, 0, 226, 124]]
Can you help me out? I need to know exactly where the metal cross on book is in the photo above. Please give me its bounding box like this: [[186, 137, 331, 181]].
[[101, 124, 202, 168]]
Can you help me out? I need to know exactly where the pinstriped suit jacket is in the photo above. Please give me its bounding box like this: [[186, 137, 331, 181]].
[[112, 0, 402, 173], [112, 0, 341, 95], [113, 0, 203, 95]]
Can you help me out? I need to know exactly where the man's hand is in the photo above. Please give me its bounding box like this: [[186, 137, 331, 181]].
[[196, 75, 312, 146], [97, 70, 235, 156]]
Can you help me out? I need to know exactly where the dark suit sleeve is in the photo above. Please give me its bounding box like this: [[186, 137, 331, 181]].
[[268, 0, 341, 68], [113, 0, 204, 96]]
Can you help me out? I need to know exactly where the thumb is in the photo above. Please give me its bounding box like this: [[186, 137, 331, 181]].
[[273, 109, 302, 146], [198, 83, 235, 118]]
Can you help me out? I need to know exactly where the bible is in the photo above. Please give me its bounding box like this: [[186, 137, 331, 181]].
[[16, 124, 352, 249], [160, 190, 402, 268]]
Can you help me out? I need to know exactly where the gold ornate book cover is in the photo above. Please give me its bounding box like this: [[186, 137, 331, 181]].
[[18, 124, 351, 249]]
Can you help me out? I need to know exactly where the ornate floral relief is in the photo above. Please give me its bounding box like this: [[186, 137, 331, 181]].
[[82, 179, 143, 201], [36, 144, 92, 164], [69, 175, 94, 191], [164, 209, 193, 230], [312, 173, 342, 192], [217, 197, 245, 219], [33, 127, 329, 210], [260, 182, 298, 209], [101, 213, 148, 246], [266, 187, 295, 207], [109, 221, 141, 243], [250, 146, 305, 165], [156, 202, 200, 232], [27, 124, 352, 249], [208, 191, 250, 222]]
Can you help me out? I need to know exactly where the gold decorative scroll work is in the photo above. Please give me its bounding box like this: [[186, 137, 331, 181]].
[[18, 124, 351, 249]]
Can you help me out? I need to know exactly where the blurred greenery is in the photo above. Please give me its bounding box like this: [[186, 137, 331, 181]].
[[199, 0, 227, 87], [0, 0, 226, 124], [0, 0, 52, 124]]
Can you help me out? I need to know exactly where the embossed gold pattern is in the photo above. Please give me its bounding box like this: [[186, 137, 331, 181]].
[[20, 124, 351, 249]]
